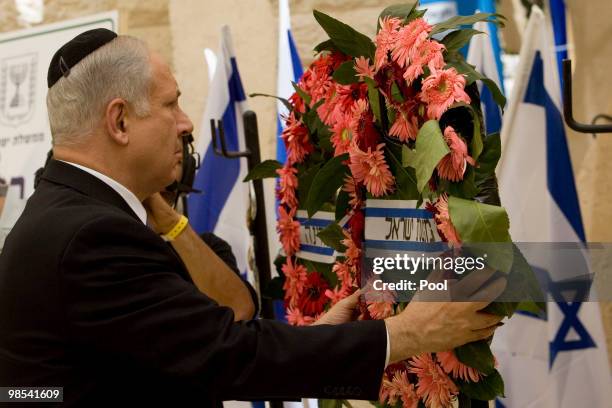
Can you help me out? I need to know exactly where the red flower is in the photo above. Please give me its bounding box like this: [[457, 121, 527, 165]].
[[297, 272, 330, 316]]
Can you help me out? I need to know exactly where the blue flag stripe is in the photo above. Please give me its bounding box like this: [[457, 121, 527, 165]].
[[364, 207, 433, 219], [188, 57, 246, 233], [523, 52, 586, 242]]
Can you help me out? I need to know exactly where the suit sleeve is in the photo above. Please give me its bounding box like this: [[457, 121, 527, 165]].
[[59, 216, 386, 401]]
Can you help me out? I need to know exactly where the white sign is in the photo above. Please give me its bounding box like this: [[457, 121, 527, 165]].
[[295, 210, 349, 264], [0, 11, 118, 249]]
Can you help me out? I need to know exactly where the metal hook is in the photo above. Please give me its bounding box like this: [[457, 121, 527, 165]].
[[563, 59, 612, 134], [210, 119, 251, 158]]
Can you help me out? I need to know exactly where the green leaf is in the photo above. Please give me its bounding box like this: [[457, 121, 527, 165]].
[[297, 163, 323, 207], [441, 166, 478, 199], [365, 77, 382, 125], [516, 300, 546, 315], [431, 12, 505, 36], [455, 340, 495, 375], [317, 222, 347, 252], [314, 39, 337, 53], [385, 146, 420, 200], [377, 2, 419, 31], [249, 93, 293, 113], [457, 369, 505, 400], [243, 160, 282, 182], [482, 301, 519, 317], [313, 9, 376, 59], [448, 196, 511, 243], [335, 189, 350, 221], [446, 59, 506, 109], [292, 81, 311, 105], [391, 81, 405, 103], [332, 60, 358, 85], [318, 400, 343, 408], [402, 145, 417, 167], [475, 133, 501, 185], [441, 28, 484, 54], [412, 120, 450, 192], [305, 154, 349, 217]]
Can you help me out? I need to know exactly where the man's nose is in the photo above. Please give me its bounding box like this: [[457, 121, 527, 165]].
[[177, 108, 194, 136]]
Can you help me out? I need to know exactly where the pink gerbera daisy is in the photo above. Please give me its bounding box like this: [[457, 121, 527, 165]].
[[342, 175, 363, 209], [437, 351, 482, 383], [282, 257, 308, 306], [374, 17, 402, 70], [389, 108, 419, 142], [437, 126, 476, 182], [355, 56, 375, 79], [409, 353, 459, 408], [434, 193, 461, 248], [366, 301, 394, 319], [380, 370, 419, 408], [330, 113, 353, 156], [276, 164, 298, 208], [341, 229, 361, 266], [420, 68, 471, 119], [391, 18, 432, 68], [277, 206, 300, 256], [403, 39, 446, 83], [282, 113, 313, 164], [324, 285, 351, 305], [348, 142, 395, 197], [286, 305, 314, 326]]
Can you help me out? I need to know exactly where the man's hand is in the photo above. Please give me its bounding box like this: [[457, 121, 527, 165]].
[[143, 193, 181, 234], [385, 270, 506, 364], [313, 291, 361, 326]]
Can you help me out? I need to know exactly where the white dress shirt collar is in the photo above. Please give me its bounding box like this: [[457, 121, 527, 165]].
[[60, 160, 147, 225]]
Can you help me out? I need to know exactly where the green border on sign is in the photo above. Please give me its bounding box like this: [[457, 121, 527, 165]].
[[0, 18, 116, 45]]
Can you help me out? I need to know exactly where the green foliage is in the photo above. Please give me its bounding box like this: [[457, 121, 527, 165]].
[[243, 160, 282, 182], [430, 12, 505, 36], [335, 189, 351, 221], [475, 133, 501, 186], [411, 120, 450, 192], [333, 60, 359, 85], [377, 2, 419, 31], [305, 153, 349, 217], [313, 10, 376, 59], [446, 58, 506, 109], [448, 196, 511, 243], [457, 369, 505, 400], [292, 81, 312, 105], [385, 146, 420, 200], [298, 163, 323, 208], [365, 77, 382, 125], [316, 222, 348, 252], [391, 81, 405, 103], [314, 39, 337, 53], [249, 93, 293, 113], [441, 28, 484, 54], [455, 340, 495, 375]]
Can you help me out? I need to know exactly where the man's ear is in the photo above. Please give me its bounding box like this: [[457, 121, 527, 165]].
[[105, 98, 130, 145]]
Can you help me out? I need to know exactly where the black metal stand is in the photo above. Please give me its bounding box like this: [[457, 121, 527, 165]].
[[562, 59, 612, 135], [209, 112, 275, 321]]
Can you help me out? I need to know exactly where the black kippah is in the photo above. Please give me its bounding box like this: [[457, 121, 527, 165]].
[[47, 28, 117, 88]]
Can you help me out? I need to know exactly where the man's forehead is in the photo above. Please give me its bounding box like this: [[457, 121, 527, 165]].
[[150, 52, 179, 94]]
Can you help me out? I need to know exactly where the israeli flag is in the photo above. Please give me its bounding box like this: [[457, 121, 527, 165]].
[[188, 26, 251, 281], [493, 6, 611, 407], [466, 1, 504, 134]]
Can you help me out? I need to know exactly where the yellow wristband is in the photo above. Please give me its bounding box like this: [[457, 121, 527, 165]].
[[162, 215, 189, 241]]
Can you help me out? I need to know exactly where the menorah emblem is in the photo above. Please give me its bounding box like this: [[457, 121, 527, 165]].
[[0, 53, 37, 126], [9, 63, 28, 108]]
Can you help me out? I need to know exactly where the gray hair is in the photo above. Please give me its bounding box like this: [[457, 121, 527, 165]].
[[46, 35, 152, 146]]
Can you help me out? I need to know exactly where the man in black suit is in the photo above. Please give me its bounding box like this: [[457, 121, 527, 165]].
[[0, 29, 504, 406]]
